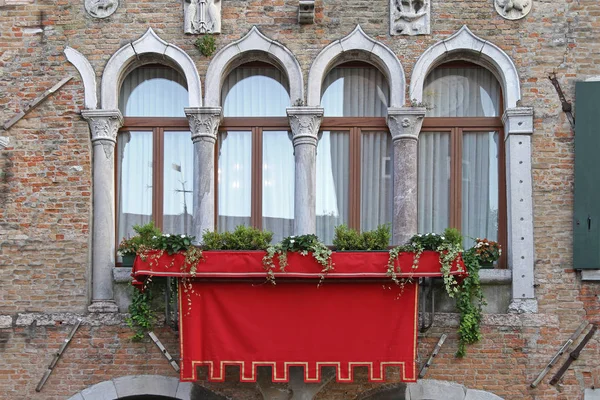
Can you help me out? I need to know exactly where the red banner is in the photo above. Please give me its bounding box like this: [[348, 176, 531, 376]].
[[178, 280, 418, 383]]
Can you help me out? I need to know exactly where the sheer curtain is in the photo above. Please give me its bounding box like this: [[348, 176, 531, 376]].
[[163, 131, 194, 235], [420, 65, 501, 242], [219, 65, 293, 241], [117, 131, 153, 241], [117, 66, 190, 240], [317, 64, 390, 243]]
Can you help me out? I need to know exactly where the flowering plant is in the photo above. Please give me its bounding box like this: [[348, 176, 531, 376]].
[[473, 238, 501, 264], [149, 233, 196, 255], [117, 222, 162, 256]]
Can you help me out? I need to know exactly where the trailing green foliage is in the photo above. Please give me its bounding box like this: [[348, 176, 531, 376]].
[[126, 279, 158, 341], [263, 234, 333, 285], [333, 224, 391, 251], [202, 225, 273, 250], [455, 248, 485, 357]]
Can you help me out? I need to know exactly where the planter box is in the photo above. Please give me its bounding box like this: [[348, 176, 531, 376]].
[[131, 249, 466, 282]]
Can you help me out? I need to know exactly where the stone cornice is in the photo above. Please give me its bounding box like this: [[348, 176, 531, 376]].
[[185, 107, 222, 144], [386, 107, 426, 141], [286, 106, 324, 147]]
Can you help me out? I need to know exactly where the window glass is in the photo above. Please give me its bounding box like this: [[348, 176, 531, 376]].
[[262, 131, 295, 242], [316, 131, 350, 245], [117, 131, 153, 240], [462, 131, 499, 247], [321, 65, 389, 117], [222, 64, 290, 117], [119, 66, 188, 117], [423, 66, 501, 117], [217, 131, 252, 231], [418, 132, 451, 234], [361, 131, 393, 233], [163, 131, 194, 236]]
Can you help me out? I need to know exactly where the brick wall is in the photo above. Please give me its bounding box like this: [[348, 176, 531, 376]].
[[1, 0, 600, 399]]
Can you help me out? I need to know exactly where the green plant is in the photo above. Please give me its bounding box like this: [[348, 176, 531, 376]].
[[473, 238, 502, 264], [202, 225, 273, 250], [126, 278, 158, 341], [263, 234, 334, 285], [455, 247, 486, 357], [333, 224, 391, 251], [194, 35, 216, 57], [117, 222, 162, 256]]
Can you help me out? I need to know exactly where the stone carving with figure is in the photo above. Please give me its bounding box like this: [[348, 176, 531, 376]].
[[184, 0, 221, 34]]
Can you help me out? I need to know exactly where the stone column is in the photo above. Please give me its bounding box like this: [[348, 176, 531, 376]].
[[185, 107, 222, 242], [503, 107, 537, 313], [81, 109, 123, 313], [387, 107, 426, 246], [287, 107, 324, 236]]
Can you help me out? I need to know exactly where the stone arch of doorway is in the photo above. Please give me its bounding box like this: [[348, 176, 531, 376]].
[[66, 375, 227, 400], [355, 379, 503, 400]]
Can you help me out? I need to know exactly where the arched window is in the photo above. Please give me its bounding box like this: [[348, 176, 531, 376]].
[[218, 62, 293, 242], [420, 62, 505, 259], [316, 62, 392, 244], [116, 65, 193, 245]]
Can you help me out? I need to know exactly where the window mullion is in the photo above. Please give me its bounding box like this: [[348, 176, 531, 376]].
[[154, 127, 165, 231], [349, 127, 361, 231], [252, 127, 263, 230], [451, 127, 463, 231]]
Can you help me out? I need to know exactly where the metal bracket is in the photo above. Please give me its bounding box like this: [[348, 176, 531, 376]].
[[36, 319, 81, 392], [148, 331, 180, 372], [419, 333, 447, 378], [548, 73, 575, 130]]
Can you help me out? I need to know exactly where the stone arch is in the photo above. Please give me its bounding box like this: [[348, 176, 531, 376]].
[[306, 25, 406, 108], [355, 379, 503, 400], [100, 28, 202, 110], [66, 375, 227, 400], [64, 46, 98, 109], [204, 26, 303, 107], [409, 25, 521, 110]]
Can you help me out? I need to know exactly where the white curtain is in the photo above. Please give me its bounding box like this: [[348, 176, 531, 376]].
[[419, 66, 501, 241], [316, 131, 349, 245], [321, 66, 389, 117], [423, 67, 500, 117], [163, 131, 194, 235], [361, 131, 393, 233], [219, 65, 293, 240], [119, 67, 188, 117], [117, 131, 153, 241], [317, 65, 391, 243], [462, 132, 499, 247]]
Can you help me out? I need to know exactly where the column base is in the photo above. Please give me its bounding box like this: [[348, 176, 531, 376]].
[[88, 300, 119, 313], [508, 299, 538, 314]]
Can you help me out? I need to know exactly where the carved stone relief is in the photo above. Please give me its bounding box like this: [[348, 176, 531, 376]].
[[84, 0, 118, 19], [184, 0, 221, 34], [494, 0, 532, 20], [390, 0, 430, 36]]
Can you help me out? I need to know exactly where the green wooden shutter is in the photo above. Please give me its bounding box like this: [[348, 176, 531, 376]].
[[574, 81, 600, 269]]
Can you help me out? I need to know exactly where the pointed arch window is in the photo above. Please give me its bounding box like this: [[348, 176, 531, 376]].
[[116, 65, 193, 244], [316, 62, 392, 244], [420, 61, 506, 262], [217, 62, 293, 242]]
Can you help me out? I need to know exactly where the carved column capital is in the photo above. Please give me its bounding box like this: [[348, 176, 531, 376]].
[[387, 107, 426, 142], [287, 107, 324, 147], [502, 107, 534, 136], [82, 109, 123, 159], [0, 136, 9, 149], [185, 107, 222, 144]]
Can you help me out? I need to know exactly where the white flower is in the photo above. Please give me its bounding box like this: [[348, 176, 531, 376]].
[[290, 239, 295, 244], [441, 236, 445, 240], [290, 235, 296, 238], [181, 234, 186, 238], [417, 234, 422, 237], [484, 242, 489, 246], [165, 234, 171, 237], [152, 236, 157, 239]]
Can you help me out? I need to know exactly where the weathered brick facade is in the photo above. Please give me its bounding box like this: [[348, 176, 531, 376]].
[[1, 1, 599, 399]]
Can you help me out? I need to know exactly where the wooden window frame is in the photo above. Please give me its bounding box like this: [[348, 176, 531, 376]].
[[217, 117, 291, 230], [421, 116, 507, 268], [116, 117, 190, 235]]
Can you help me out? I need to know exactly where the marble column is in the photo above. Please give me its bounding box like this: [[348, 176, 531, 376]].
[[387, 107, 426, 246], [81, 109, 123, 313], [502, 107, 537, 313], [287, 107, 324, 236], [185, 107, 222, 242]]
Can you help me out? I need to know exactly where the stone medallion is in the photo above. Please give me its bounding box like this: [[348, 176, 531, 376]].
[[85, 0, 119, 19], [494, 0, 532, 20]]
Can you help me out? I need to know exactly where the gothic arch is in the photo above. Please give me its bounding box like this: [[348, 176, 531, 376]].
[[100, 28, 202, 110], [409, 25, 521, 110], [204, 26, 303, 107], [306, 25, 406, 108]]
